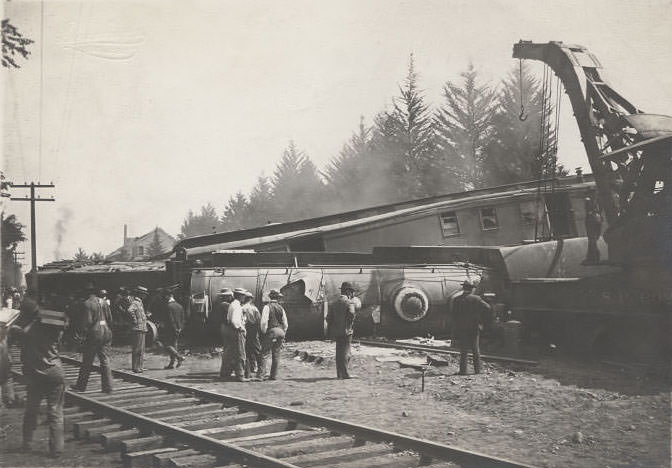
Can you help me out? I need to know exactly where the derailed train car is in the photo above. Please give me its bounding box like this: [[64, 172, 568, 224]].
[[28, 250, 502, 342], [187, 262, 497, 340]]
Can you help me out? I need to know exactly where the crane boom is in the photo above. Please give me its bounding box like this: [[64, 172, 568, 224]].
[[513, 41, 672, 268]]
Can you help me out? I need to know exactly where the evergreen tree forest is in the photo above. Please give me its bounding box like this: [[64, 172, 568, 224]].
[[180, 59, 566, 239]]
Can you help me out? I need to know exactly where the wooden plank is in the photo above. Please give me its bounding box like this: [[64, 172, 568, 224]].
[[84, 423, 125, 442], [147, 403, 225, 421], [282, 443, 391, 467], [179, 412, 259, 432], [122, 447, 178, 468], [74, 418, 113, 439], [153, 449, 200, 468], [102, 429, 143, 450], [261, 435, 355, 458], [166, 454, 217, 468], [122, 435, 166, 454], [205, 419, 289, 440]]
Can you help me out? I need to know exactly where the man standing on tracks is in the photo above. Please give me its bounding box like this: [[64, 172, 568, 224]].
[[220, 288, 248, 382], [242, 290, 262, 379], [128, 286, 149, 373], [327, 282, 359, 379], [452, 280, 491, 375], [72, 284, 114, 392], [260, 289, 288, 381], [161, 287, 185, 369], [12, 309, 67, 458]]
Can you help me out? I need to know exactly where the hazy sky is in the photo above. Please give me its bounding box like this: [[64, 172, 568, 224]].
[[2, 0, 672, 267]]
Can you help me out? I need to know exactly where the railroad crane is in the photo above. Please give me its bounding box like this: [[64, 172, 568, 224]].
[[511, 41, 672, 360]]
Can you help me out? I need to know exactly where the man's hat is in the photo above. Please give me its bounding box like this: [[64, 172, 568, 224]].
[[461, 280, 475, 289], [218, 288, 234, 297], [244, 290, 254, 298], [119, 286, 129, 294], [98, 289, 108, 295], [134, 285, 149, 296], [39, 309, 66, 328], [233, 287, 247, 296], [340, 281, 355, 292], [269, 289, 283, 299]]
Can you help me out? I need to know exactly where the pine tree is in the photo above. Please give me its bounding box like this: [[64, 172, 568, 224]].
[[483, 63, 558, 186], [221, 192, 251, 231], [377, 54, 439, 199], [1, 213, 26, 288], [247, 175, 274, 227], [436, 63, 498, 189], [146, 228, 164, 258], [73, 248, 89, 262], [2, 19, 34, 68], [271, 142, 325, 221], [178, 204, 220, 239]]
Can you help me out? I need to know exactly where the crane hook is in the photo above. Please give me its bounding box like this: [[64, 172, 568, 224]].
[[518, 59, 528, 121]]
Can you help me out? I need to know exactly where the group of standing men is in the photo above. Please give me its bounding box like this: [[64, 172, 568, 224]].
[[216, 287, 288, 382]]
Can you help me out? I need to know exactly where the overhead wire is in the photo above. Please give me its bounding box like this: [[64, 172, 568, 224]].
[[38, 0, 44, 180]]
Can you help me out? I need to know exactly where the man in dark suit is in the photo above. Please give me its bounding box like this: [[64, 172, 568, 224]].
[[161, 287, 185, 369], [452, 280, 491, 375], [72, 284, 113, 393], [326, 282, 359, 379]]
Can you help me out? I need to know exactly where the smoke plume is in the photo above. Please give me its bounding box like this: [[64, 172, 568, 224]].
[[53, 207, 73, 261]]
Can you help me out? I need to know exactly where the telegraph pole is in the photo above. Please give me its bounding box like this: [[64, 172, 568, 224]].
[[10, 182, 55, 273]]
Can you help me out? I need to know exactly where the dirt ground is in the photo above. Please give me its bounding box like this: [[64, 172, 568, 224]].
[[2, 341, 670, 468]]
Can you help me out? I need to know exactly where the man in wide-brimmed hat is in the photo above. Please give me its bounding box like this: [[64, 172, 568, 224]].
[[259, 289, 288, 380], [11, 308, 67, 457], [128, 286, 149, 373], [220, 288, 248, 381], [72, 283, 113, 393], [452, 279, 490, 375], [326, 282, 360, 379]]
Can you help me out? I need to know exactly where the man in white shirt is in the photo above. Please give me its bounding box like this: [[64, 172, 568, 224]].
[[259, 289, 288, 380], [219, 288, 248, 382]]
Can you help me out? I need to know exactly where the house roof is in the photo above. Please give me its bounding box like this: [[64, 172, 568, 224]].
[[106, 227, 176, 259]]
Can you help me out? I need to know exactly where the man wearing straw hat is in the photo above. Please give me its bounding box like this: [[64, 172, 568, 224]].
[[11, 308, 67, 458], [220, 288, 248, 382]]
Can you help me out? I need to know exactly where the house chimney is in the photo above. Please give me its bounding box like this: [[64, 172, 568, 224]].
[[124, 224, 128, 244]]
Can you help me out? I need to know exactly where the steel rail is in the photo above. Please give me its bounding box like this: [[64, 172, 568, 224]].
[[356, 339, 539, 366], [65, 389, 302, 468], [59, 355, 537, 468]]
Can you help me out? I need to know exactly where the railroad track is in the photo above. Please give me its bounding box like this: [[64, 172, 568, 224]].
[[9, 349, 536, 468], [356, 339, 538, 366]]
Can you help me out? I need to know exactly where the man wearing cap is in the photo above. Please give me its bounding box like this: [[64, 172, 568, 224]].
[[161, 287, 185, 369], [326, 282, 360, 379], [11, 308, 67, 457], [242, 291, 262, 379], [452, 280, 491, 375], [260, 289, 288, 380], [584, 196, 602, 265], [72, 284, 114, 392], [220, 288, 248, 381], [127, 286, 148, 373]]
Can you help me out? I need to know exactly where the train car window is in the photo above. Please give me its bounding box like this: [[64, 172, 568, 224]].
[[479, 207, 499, 231], [439, 211, 460, 236]]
